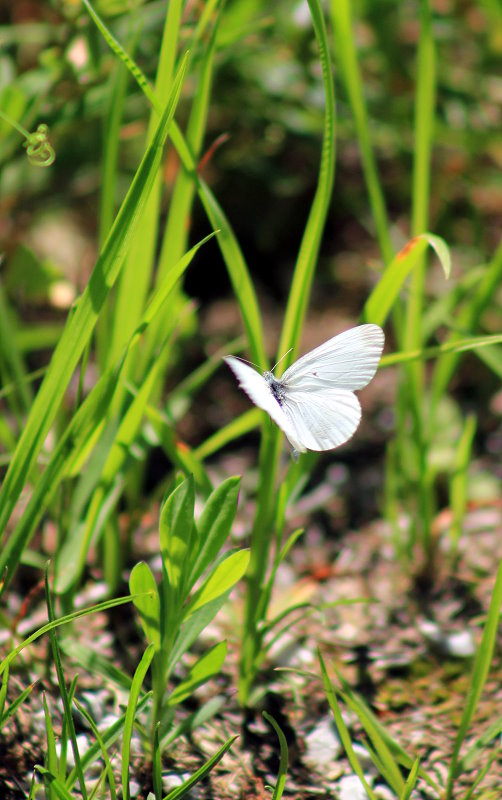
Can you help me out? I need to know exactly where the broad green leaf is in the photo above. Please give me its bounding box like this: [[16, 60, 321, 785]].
[[168, 641, 227, 706], [130, 562, 161, 651], [159, 476, 196, 597], [168, 595, 229, 677], [186, 549, 249, 616], [188, 476, 240, 588]]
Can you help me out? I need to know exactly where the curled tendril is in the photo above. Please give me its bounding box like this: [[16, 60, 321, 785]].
[[23, 123, 56, 167]]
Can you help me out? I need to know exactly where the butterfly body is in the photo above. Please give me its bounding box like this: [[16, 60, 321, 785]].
[[224, 324, 384, 454]]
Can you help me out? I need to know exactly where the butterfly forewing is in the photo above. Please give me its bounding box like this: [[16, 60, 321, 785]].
[[223, 356, 299, 445], [282, 324, 384, 390]]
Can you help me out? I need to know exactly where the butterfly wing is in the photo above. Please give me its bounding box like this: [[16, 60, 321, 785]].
[[223, 357, 299, 444], [282, 324, 384, 390], [280, 387, 362, 452]]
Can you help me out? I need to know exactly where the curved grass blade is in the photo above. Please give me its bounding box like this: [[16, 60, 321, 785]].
[[263, 711, 289, 800], [363, 233, 450, 326]]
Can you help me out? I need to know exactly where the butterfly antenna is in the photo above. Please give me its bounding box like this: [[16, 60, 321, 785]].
[[271, 348, 293, 372], [226, 354, 261, 370]]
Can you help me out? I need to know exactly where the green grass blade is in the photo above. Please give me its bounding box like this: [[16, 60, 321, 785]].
[[263, 711, 289, 800], [122, 644, 155, 800], [42, 693, 58, 800], [319, 651, 378, 800], [163, 735, 238, 800], [188, 476, 240, 588], [276, 0, 336, 366], [380, 332, 502, 367], [45, 568, 88, 800], [82, 0, 266, 368], [73, 698, 117, 800], [406, 0, 436, 386], [446, 559, 502, 797], [0, 54, 188, 536], [34, 769, 75, 800], [0, 594, 135, 677], [239, 0, 336, 706], [66, 693, 152, 789], [0, 368, 117, 591], [449, 414, 476, 548], [330, 0, 393, 265], [193, 408, 262, 461], [401, 756, 421, 800]]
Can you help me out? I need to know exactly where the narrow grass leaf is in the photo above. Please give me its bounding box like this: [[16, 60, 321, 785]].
[[381, 332, 502, 367], [73, 698, 117, 800], [42, 693, 58, 800], [0, 594, 135, 677], [84, 0, 266, 369], [461, 749, 501, 800], [0, 368, 117, 591], [66, 693, 152, 789], [34, 769, 75, 800], [330, 0, 393, 264], [122, 644, 155, 800], [446, 559, 502, 796], [277, 0, 336, 365], [263, 711, 289, 800], [45, 570, 87, 800], [449, 414, 476, 547], [193, 408, 262, 460], [0, 664, 8, 722], [153, 723, 162, 800], [401, 756, 421, 800], [163, 735, 238, 800], [1, 680, 36, 730]]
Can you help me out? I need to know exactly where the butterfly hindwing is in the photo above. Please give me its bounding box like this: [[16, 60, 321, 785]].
[[281, 386, 362, 452]]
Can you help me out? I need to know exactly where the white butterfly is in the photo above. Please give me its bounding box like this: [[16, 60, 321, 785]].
[[224, 324, 384, 455]]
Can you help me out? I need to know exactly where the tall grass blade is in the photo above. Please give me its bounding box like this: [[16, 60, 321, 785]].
[[330, 0, 393, 265], [0, 54, 188, 536]]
